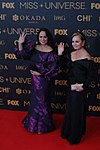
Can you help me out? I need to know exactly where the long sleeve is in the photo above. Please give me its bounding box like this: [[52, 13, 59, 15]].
[[35, 53, 59, 80], [57, 53, 70, 72], [82, 60, 95, 89], [15, 39, 34, 60]]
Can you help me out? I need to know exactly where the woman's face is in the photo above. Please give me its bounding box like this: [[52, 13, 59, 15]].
[[39, 31, 48, 45], [72, 35, 84, 50]]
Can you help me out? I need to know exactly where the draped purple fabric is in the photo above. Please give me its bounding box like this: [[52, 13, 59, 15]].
[[15, 40, 59, 133]]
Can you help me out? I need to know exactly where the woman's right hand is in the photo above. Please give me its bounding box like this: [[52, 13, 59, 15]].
[[18, 32, 27, 44], [58, 42, 65, 55]]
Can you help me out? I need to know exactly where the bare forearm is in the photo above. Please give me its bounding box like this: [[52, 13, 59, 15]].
[[18, 42, 23, 51]]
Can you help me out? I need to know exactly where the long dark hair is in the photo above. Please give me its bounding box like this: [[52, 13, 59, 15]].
[[36, 28, 54, 48]]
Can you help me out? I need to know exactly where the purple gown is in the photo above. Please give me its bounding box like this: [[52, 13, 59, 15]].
[[15, 40, 59, 133]]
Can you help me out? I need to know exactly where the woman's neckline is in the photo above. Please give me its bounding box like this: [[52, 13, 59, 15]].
[[35, 45, 53, 53], [35, 48, 53, 53]]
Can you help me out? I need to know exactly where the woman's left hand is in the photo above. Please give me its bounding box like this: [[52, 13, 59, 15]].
[[71, 83, 84, 92]]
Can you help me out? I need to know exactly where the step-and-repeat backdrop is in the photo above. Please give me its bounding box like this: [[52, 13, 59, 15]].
[[0, 0, 100, 116]]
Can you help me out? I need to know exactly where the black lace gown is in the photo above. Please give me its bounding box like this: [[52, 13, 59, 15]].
[[61, 58, 93, 144]]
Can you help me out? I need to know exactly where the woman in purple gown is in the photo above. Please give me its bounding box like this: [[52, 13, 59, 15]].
[[15, 28, 62, 134]]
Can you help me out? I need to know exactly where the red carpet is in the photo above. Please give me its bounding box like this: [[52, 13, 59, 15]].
[[0, 110, 100, 150]]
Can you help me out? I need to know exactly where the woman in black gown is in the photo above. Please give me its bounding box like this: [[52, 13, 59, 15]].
[[59, 31, 94, 144]]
